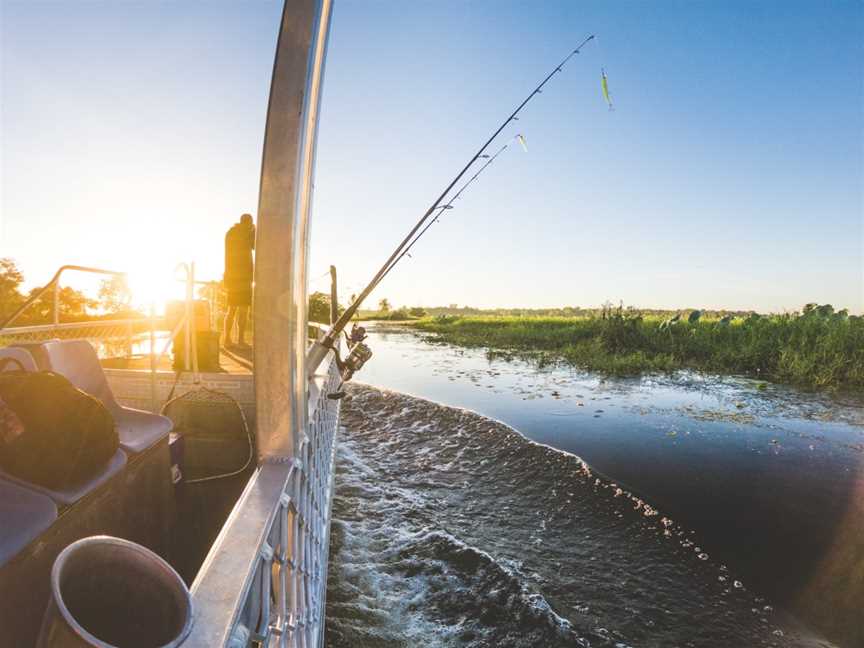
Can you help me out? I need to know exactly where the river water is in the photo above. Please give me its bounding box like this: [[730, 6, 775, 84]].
[[325, 325, 864, 647]]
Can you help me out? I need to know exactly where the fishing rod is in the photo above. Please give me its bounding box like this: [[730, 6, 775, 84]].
[[375, 140, 513, 286], [308, 34, 596, 378]]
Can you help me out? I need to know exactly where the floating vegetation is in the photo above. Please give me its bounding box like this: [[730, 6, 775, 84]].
[[681, 406, 757, 425]]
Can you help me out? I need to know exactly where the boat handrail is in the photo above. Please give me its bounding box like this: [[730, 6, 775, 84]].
[[0, 318, 153, 336], [307, 321, 330, 343], [0, 264, 126, 331], [185, 345, 341, 648], [0, 263, 200, 412]]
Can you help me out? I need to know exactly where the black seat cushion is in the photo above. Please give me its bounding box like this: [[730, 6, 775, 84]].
[[0, 480, 57, 567]]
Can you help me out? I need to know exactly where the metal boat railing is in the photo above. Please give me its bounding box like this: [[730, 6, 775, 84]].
[[0, 265, 148, 360], [3, 0, 338, 643], [0, 265, 125, 331], [186, 0, 339, 637], [184, 343, 341, 648], [1, 274, 344, 647], [0, 263, 202, 412], [0, 319, 148, 351]]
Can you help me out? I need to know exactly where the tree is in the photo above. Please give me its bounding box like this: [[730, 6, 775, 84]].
[[378, 298, 391, 313], [98, 275, 132, 314], [0, 258, 25, 321], [57, 286, 97, 320], [309, 291, 342, 324], [409, 306, 427, 318], [0, 258, 100, 324], [24, 285, 96, 323]]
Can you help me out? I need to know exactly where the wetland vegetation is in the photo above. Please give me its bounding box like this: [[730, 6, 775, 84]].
[[413, 304, 864, 391]]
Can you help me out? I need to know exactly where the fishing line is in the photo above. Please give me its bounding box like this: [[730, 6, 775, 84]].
[[328, 35, 594, 331], [308, 268, 333, 287], [375, 137, 521, 284], [308, 34, 597, 375]]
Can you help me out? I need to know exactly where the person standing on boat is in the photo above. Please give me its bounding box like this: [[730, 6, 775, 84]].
[[223, 213, 255, 348]]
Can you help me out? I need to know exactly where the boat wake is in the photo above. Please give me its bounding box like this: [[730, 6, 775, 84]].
[[325, 385, 834, 647]]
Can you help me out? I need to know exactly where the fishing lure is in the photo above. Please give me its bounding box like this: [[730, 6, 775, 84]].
[[601, 68, 613, 111], [517, 133, 529, 153]]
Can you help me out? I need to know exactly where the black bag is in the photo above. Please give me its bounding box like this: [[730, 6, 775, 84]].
[[0, 358, 119, 491]]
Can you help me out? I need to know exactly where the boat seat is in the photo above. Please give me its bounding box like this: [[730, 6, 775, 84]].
[[6, 341, 51, 372], [0, 347, 38, 372], [17, 340, 173, 454], [0, 449, 126, 507], [0, 480, 58, 567], [1, 343, 130, 505]]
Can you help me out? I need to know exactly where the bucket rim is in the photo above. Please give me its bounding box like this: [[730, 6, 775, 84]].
[[50, 535, 194, 648]]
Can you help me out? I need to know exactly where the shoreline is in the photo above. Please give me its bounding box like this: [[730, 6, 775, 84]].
[[406, 314, 864, 392]]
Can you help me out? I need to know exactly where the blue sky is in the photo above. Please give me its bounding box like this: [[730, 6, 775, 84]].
[[2, 1, 862, 312]]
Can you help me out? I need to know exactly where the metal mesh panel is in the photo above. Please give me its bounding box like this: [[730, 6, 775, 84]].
[[161, 387, 255, 483], [0, 320, 154, 359], [227, 357, 342, 648]]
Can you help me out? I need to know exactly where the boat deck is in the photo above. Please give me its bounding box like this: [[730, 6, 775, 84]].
[[102, 348, 255, 418], [101, 347, 253, 375]]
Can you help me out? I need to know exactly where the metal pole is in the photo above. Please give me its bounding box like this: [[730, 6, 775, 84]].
[[53, 280, 60, 327], [329, 265, 338, 325], [190, 262, 200, 382], [149, 302, 157, 413], [182, 264, 191, 372], [254, 0, 332, 461]]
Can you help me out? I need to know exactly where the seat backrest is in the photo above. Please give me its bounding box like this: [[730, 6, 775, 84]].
[[39, 340, 118, 409], [9, 341, 54, 371], [0, 347, 38, 373]]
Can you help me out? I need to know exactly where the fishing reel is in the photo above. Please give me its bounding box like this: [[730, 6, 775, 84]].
[[339, 341, 373, 381], [337, 323, 372, 380], [324, 324, 373, 399], [345, 323, 367, 346]]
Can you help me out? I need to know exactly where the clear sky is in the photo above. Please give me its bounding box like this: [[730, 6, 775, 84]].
[[2, 1, 862, 313]]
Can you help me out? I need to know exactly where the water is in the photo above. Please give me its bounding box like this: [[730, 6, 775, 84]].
[[325, 325, 864, 647]]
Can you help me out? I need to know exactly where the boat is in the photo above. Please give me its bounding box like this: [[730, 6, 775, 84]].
[[0, 0, 337, 645]]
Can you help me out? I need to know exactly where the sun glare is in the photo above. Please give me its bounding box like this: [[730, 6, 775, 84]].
[[126, 266, 187, 314]]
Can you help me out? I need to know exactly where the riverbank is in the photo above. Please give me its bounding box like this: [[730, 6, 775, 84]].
[[412, 310, 864, 391]]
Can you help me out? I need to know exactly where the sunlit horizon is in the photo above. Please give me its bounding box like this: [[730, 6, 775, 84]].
[[2, 1, 862, 315]]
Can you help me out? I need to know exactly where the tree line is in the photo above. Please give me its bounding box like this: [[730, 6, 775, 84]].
[[0, 258, 137, 326]]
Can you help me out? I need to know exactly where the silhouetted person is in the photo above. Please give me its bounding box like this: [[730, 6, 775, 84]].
[[223, 213, 255, 347]]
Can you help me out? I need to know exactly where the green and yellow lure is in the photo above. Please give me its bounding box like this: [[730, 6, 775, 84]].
[[601, 68, 613, 111]]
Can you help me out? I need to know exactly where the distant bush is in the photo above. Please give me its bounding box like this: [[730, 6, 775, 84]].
[[434, 314, 461, 325], [386, 308, 411, 320]]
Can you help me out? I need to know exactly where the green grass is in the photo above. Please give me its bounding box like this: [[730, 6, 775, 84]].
[[413, 308, 864, 391]]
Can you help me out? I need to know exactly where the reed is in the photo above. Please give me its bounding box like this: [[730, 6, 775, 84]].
[[413, 305, 864, 391]]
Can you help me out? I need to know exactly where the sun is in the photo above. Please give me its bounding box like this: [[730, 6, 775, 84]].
[[125, 265, 188, 315]]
